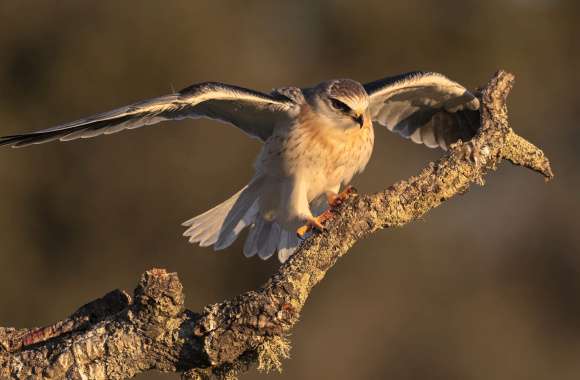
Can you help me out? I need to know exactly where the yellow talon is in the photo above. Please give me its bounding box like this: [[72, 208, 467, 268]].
[[326, 185, 355, 207], [296, 212, 332, 238], [296, 187, 356, 238], [296, 224, 310, 238]]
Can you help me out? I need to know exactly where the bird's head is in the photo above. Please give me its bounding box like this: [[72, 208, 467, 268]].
[[309, 79, 370, 130]]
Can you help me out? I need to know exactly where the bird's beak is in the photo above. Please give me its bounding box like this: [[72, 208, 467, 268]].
[[354, 114, 364, 128]]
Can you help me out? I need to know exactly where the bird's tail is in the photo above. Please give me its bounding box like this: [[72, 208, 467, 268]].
[[182, 178, 300, 262], [242, 218, 299, 262]]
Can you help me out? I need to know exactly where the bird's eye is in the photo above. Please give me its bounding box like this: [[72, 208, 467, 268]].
[[330, 98, 351, 113]]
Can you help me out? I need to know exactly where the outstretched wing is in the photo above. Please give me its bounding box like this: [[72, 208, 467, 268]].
[[364, 71, 480, 150], [0, 82, 297, 148]]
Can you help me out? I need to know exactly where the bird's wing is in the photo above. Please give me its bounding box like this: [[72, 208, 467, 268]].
[[364, 71, 481, 150], [0, 82, 297, 147]]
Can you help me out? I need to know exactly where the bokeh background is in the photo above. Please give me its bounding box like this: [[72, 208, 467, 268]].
[[1, 1, 579, 379]]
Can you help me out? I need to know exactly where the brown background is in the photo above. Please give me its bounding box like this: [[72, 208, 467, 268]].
[[1, 1, 579, 379]]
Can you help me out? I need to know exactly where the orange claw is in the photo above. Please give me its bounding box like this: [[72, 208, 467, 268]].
[[326, 185, 355, 208], [296, 210, 333, 238], [297, 186, 356, 238]]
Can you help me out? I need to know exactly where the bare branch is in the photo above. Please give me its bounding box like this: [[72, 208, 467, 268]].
[[0, 70, 553, 379]]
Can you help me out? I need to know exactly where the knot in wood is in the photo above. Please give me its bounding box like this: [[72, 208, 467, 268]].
[[134, 268, 184, 318]]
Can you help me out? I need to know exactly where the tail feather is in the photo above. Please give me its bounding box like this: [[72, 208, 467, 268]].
[[183, 185, 257, 248], [214, 202, 258, 250], [242, 218, 300, 262], [261, 223, 283, 260], [183, 177, 313, 263], [243, 218, 263, 258], [183, 202, 233, 246], [277, 230, 299, 262], [214, 183, 261, 250], [256, 221, 274, 259]]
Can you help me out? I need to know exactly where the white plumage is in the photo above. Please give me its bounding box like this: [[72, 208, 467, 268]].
[[1, 72, 481, 262]]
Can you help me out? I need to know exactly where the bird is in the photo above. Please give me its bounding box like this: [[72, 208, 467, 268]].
[[0, 71, 480, 263]]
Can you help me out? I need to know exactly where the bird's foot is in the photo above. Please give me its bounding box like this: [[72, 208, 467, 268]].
[[296, 211, 333, 239], [297, 186, 357, 238], [326, 185, 355, 208]]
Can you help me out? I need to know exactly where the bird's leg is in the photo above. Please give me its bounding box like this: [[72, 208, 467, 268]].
[[296, 185, 355, 238], [326, 185, 354, 208], [296, 213, 332, 238]]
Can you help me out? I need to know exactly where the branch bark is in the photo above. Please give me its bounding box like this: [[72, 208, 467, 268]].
[[0, 71, 553, 379]]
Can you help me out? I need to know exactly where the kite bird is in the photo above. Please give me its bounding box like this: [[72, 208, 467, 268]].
[[0, 72, 480, 262]]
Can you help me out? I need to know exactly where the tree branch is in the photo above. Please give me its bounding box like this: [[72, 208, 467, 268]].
[[0, 70, 553, 379]]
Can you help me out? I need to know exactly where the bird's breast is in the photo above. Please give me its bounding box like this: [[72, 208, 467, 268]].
[[266, 110, 374, 199]]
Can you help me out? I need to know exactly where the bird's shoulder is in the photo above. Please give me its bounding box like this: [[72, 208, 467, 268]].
[[271, 86, 306, 105]]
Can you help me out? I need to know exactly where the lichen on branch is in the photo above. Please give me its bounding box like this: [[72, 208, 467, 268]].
[[0, 70, 553, 379]]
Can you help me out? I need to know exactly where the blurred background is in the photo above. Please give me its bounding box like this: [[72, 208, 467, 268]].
[[0, 1, 578, 379]]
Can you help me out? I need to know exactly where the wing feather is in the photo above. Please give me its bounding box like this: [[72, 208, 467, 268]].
[[0, 83, 297, 148], [364, 71, 481, 150]]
